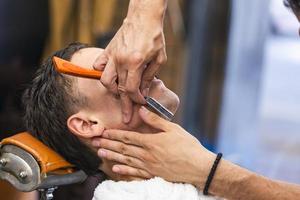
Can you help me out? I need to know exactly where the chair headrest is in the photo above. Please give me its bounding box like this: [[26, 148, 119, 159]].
[[1, 132, 74, 174]]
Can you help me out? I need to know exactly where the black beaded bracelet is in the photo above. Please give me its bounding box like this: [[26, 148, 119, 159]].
[[203, 153, 223, 195]]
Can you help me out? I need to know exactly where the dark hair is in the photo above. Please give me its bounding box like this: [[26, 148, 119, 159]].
[[22, 42, 102, 175], [284, 0, 300, 11]]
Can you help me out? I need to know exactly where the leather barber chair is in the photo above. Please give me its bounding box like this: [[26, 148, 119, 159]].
[[0, 132, 87, 200]]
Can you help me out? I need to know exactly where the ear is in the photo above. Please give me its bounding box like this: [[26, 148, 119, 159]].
[[67, 112, 105, 139]]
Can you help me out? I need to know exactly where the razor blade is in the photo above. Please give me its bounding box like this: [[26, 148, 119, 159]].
[[145, 96, 174, 121]]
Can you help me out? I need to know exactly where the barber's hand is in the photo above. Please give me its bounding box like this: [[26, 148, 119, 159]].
[[91, 107, 216, 189], [94, 16, 167, 123]]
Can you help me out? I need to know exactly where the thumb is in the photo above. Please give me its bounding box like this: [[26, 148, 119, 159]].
[[139, 106, 171, 131]]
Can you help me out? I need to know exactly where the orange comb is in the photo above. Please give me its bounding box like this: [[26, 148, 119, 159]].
[[52, 56, 102, 80]]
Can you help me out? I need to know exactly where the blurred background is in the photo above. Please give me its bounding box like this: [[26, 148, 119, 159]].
[[0, 0, 299, 199]]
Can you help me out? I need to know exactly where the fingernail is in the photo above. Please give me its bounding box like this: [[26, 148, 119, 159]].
[[123, 114, 130, 123], [112, 166, 120, 173], [99, 149, 107, 157]]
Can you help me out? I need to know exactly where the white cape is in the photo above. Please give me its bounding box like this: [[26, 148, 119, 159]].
[[93, 177, 218, 200]]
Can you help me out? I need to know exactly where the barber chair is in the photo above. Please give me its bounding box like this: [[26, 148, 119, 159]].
[[0, 132, 87, 200]]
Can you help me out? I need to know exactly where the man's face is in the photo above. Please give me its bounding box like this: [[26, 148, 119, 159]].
[[70, 47, 179, 131], [68, 47, 179, 179]]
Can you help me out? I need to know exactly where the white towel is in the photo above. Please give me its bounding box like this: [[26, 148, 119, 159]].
[[93, 177, 218, 200]]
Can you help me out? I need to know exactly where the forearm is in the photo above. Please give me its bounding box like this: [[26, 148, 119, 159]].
[[127, 0, 168, 24], [93, 114, 300, 199], [195, 157, 300, 199]]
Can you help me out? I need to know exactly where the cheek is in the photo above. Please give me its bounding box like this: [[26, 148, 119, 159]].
[[87, 94, 124, 127], [78, 79, 130, 128], [97, 97, 123, 127], [126, 105, 144, 129]]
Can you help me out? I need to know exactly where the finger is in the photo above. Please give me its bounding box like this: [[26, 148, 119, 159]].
[[98, 148, 145, 169], [140, 61, 156, 96], [102, 129, 146, 147], [125, 52, 146, 104], [112, 165, 153, 179], [141, 52, 166, 96], [139, 106, 172, 131], [120, 92, 133, 123], [117, 68, 133, 123], [93, 53, 108, 71], [126, 69, 145, 103], [100, 58, 118, 94], [97, 138, 146, 159]]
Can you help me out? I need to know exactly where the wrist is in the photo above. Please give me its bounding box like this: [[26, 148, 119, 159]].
[[190, 149, 216, 190], [127, 0, 167, 25], [208, 158, 255, 199]]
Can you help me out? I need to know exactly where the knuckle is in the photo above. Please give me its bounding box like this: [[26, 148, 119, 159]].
[[115, 52, 127, 63], [130, 52, 145, 65], [125, 157, 132, 164], [123, 135, 130, 144], [140, 152, 150, 162], [118, 85, 127, 94], [156, 57, 166, 65], [100, 77, 109, 87], [119, 52, 127, 60], [120, 144, 127, 154], [147, 159, 157, 170], [141, 137, 151, 149], [137, 169, 144, 177], [101, 79, 117, 92], [140, 150, 154, 162], [126, 85, 138, 94], [142, 171, 152, 179], [151, 158, 161, 167]]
